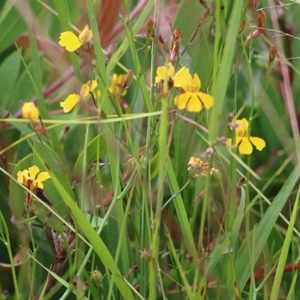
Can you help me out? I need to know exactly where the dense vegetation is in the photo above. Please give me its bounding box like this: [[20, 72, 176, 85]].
[[0, 0, 300, 299]]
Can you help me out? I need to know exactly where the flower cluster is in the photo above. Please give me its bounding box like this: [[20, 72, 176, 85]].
[[155, 62, 214, 112], [57, 26, 265, 160], [109, 74, 128, 98], [187, 157, 218, 178]]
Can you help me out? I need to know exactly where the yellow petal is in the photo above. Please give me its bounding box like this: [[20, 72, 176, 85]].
[[79, 25, 93, 44], [22, 102, 40, 123], [186, 94, 202, 112], [175, 93, 191, 110], [238, 138, 253, 154], [236, 118, 249, 137], [58, 31, 81, 52], [156, 66, 167, 83], [60, 94, 81, 113], [36, 181, 44, 189], [191, 73, 201, 92], [36, 172, 51, 183], [86, 80, 97, 92], [93, 90, 101, 100], [250, 137, 266, 151], [174, 67, 191, 90], [80, 84, 90, 98], [197, 92, 214, 110], [167, 62, 175, 77], [17, 170, 29, 184], [226, 139, 232, 147], [28, 165, 40, 179], [109, 74, 126, 96]]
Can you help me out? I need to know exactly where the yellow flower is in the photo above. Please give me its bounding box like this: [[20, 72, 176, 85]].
[[22, 102, 39, 123], [173, 71, 214, 112], [187, 157, 218, 177], [108, 74, 128, 97], [226, 118, 266, 155], [155, 63, 190, 95], [155, 62, 175, 84], [58, 25, 93, 52], [17, 165, 51, 192], [60, 80, 98, 113]]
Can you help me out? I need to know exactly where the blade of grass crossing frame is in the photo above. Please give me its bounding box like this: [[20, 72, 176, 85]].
[[149, 98, 169, 299], [53, 0, 82, 81], [106, 1, 154, 74], [25, 7, 63, 158], [166, 157, 197, 257], [209, 0, 245, 143], [49, 169, 135, 300], [270, 187, 300, 300], [236, 164, 300, 290]]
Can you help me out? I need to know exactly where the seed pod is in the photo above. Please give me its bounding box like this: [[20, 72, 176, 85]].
[[268, 45, 277, 66], [91, 269, 103, 287], [238, 20, 246, 36], [257, 9, 266, 29], [169, 28, 182, 63]]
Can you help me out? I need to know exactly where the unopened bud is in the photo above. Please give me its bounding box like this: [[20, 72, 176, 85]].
[[268, 45, 277, 66], [237, 177, 246, 186], [205, 147, 214, 159], [169, 28, 182, 63], [245, 10, 266, 45], [238, 20, 246, 36], [146, 18, 155, 40], [122, 70, 133, 89], [257, 9, 266, 29], [105, 43, 115, 67], [2, 291, 9, 300], [199, 0, 208, 9], [129, 264, 139, 274], [139, 248, 152, 261], [91, 269, 103, 287]]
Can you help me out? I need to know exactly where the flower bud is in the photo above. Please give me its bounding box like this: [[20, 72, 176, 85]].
[[268, 45, 277, 66], [169, 28, 182, 63], [122, 70, 133, 89], [238, 20, 246, 36], [257, 9, 266, 29], [21, 102, 39, 123], [237, 177, 246, 187], [146, 18, 155, 40], [245, 9, 266, 45], [2, 291, 9, 300], [105, 43, 115, 67], [91, 269, 103, 287]]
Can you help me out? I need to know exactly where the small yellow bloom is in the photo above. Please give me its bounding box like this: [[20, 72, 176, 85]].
[[187, 157, 217, 177], [155, 62, 175, 84], [226, 118, 266, 155], [108, 74, 128, 97], [17, 165, 51, 192], [22, 102, 39, 123], [60, 80, 98, 113], [58, 25, 93, 52], [173, 71, 213, 112], [155, 63, 190, 95]]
